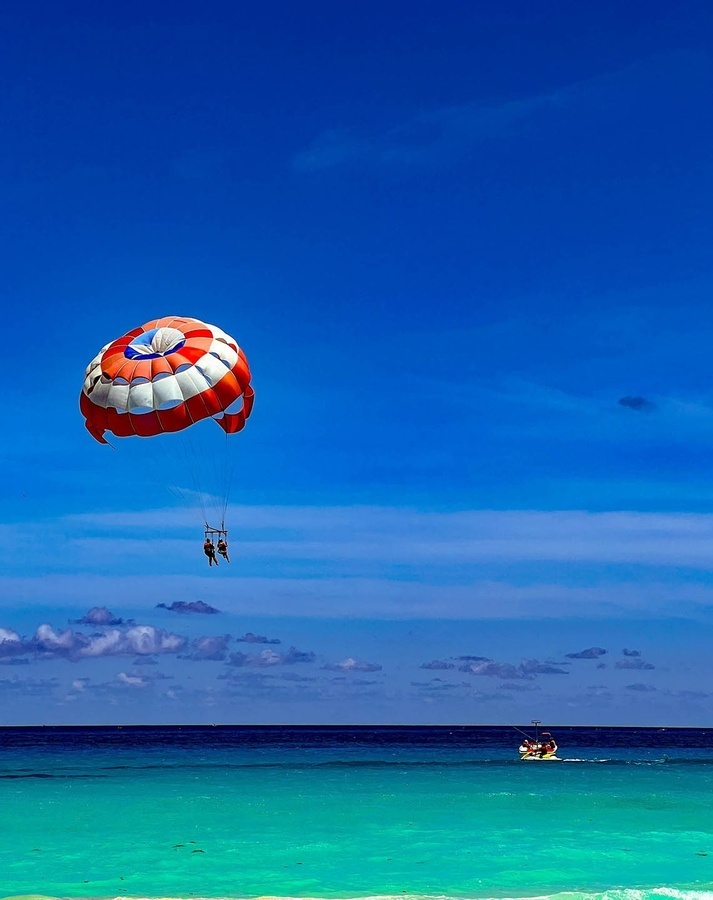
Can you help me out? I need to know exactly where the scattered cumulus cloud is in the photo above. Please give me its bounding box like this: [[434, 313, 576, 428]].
[[519, 658, 569, 675], [116, 672, 147, 688], [226, 646, 316, 668], [236, 632, 281, 645], [0, 620, 191, 664], [420, 659, 455, 670], [459, 657, 568, 680], [566, 647, 608, 659], [622, 648, 641, 657], [71, 607, 130, 626], [0, 628, 25, 658], [459, 660, 527, 680], [322, 657, 383, 673], [85, 670, 174, 695], [182, 635, 232, 662], [626, 682, 657, 692], [157, 600, 220, 615], [615, 658, 655, 670], [34, 624, 77, 656], [80, 625, 187, 658]]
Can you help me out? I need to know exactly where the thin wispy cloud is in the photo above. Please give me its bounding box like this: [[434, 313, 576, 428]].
[[0, 675, 59, 697], [45, 505, 713, 571], [7, 502, 713, 626], [5, 568, 713, 622], [293, 53, 706, 171], [293, 87, 561, 170]]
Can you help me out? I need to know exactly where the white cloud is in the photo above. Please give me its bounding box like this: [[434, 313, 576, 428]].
[[79, 625, 186, 658], [0, 628, 23, 656], [116, 672, 148, 688], [322, 658, 382, 673], [34, 624, 76, 653]]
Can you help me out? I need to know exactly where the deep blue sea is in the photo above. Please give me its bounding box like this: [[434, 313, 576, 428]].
[[0, 725, 712, 900]]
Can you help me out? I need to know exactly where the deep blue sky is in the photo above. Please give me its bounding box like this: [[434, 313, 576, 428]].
[[2, 1, 713, 725]]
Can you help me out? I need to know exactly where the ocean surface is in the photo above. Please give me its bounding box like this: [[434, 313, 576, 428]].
[[0, 725, 712, 900]]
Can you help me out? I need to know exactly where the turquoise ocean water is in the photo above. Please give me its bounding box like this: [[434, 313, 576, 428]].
[[0, 726, 712, 900]]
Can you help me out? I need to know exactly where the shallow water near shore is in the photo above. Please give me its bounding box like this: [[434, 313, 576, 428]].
[[0, 726, 712, 900]]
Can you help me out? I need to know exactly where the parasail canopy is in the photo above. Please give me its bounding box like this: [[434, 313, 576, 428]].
[[80, 316, 254, 444]]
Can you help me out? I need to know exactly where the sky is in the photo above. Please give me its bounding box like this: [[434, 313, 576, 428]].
[[2, 0, 713, 725]]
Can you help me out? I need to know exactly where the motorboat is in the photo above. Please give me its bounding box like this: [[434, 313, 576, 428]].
[[518, 719, 560, 760]]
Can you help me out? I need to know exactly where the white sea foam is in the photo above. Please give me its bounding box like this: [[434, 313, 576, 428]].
[[37, 889, 713, 900]]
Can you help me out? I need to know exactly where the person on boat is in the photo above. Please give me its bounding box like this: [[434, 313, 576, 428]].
[[217, 537, 230, 563], [203, 537, 218, 566]]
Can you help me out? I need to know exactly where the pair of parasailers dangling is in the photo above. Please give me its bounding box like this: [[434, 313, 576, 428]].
[[203, 535, 229, 567]]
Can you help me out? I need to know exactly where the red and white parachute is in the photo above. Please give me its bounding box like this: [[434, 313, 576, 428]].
[[80, 316, 254, 443], [80, 316, 254, 530]]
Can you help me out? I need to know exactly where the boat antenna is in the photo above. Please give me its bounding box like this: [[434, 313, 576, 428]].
[[531, 719, 541, 742]]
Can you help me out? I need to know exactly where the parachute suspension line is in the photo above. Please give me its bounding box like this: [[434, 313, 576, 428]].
[[158, 440, 194, 509], [178, 429, 209, 527], [211, 425, 226, 527], [176, 421, 230, 530], [120, 434, 192, 510], [221, 429, 238, 533], [206, 422, 226, 528]]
